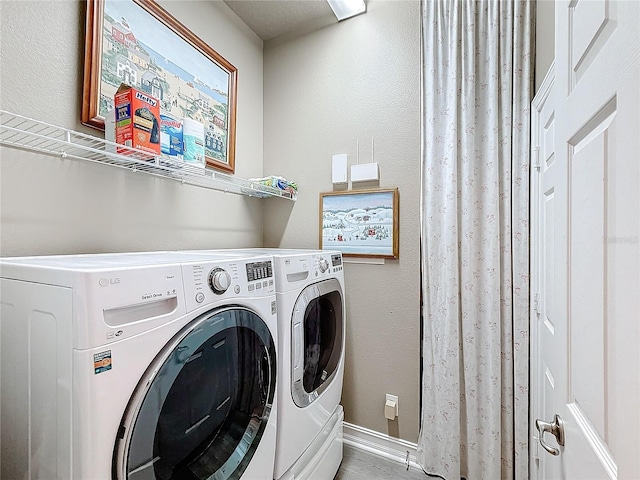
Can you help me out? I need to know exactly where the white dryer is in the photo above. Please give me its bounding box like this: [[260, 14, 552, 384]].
[[269, 249, 345, 480], [0, 251, 278, 480], [186, 249, 346, 480]]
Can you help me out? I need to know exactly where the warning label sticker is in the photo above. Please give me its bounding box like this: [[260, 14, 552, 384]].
[[94, 350, 112, 374]]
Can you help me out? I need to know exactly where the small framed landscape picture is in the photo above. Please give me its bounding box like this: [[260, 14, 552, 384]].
[[319, 188, 399, 259]]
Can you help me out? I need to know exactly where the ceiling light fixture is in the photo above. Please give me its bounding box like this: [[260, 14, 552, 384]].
[[326, 0, 366, 21]]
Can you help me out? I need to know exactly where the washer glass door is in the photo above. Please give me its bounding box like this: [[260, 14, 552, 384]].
[[291, 278, 344, 407], [114, 307, 276, 480]]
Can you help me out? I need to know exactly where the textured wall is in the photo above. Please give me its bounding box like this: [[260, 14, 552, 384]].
[[263, 1, 422, 442], [0, 0, 265, 256], [535, 0, 555, 92]]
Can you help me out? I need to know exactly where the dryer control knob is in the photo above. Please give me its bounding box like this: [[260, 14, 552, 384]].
[[208, 268, 231, 294], [318, 258, 329, 273]]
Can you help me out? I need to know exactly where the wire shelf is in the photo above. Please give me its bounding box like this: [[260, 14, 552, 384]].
[[0, 110, 296, 201]]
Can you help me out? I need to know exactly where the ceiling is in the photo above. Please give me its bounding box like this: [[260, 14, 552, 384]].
[[223, 0, 336, 41]]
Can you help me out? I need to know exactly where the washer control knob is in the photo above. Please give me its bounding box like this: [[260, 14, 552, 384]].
[[208, 268, 231, 294], [318, 258, 329, 273]]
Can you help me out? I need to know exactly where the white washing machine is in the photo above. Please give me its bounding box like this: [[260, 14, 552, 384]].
[[181, 249, 346, 480], [0, 251, 278, 480]]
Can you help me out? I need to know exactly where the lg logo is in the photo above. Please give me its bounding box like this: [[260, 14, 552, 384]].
[[99, 278, 121, 287]]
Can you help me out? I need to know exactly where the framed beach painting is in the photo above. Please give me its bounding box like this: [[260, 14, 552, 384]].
[[82, 0, 237, 173], [319, 188, 399, 259]]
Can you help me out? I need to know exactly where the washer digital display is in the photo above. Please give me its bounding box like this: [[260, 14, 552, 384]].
[[246, 261, 273, 282]]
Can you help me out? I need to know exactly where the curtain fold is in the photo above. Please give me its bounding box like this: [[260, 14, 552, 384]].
[[418, 1, 533, 479]]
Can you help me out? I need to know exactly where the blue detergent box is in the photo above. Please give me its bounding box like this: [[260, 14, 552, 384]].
[[160, 114, 183, 158]]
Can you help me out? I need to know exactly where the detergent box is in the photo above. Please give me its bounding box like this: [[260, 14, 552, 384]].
[[114, 84, 161, 156], [160, 114, 183, 158], [182, 117, 205, 168]]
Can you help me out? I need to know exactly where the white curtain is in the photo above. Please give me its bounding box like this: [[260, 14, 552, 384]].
[[418, 1, 533, 479]]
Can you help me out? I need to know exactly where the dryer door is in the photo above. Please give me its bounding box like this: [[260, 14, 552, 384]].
[[113, 306, 276, 480], [291, 278, 344, 407]]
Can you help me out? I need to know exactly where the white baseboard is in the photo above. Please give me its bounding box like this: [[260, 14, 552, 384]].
[[342, 422, 422, 471]]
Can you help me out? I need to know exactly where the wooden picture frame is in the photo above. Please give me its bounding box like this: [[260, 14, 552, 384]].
[[82, 0, 237, 173], [319, 188, 399, 259]]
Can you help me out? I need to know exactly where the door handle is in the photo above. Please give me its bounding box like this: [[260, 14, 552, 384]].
[[535, 414, 565, 456]]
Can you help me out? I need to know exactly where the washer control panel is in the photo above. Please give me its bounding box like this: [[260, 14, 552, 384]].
[[183, 257, 275, 311], [311, 252, 344, 277]]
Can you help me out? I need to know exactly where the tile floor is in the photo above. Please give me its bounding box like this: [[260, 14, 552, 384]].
[[334, 444, 429, 479]]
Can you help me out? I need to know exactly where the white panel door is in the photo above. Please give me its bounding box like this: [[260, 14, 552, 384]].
[[533, 1, 640, 478], [531, 63, 565, 480]]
